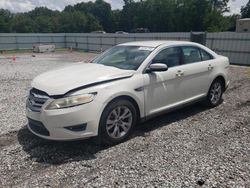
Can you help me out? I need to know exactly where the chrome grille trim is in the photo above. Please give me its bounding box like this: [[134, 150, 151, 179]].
[[27, 88, 50, 112]]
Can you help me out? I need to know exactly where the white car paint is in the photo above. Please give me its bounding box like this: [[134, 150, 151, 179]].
[[32, 63, 135, 96], [26, 41, 229, 140]]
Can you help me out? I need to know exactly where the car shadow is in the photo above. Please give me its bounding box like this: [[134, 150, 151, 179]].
[[134, 102, 209, 136], [17, 102, 209, 165]]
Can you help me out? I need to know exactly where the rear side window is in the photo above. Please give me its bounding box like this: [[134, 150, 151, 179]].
[[182, 46, 202, 64], [200, 49, 213, 61], [152, 47, 181, 68]]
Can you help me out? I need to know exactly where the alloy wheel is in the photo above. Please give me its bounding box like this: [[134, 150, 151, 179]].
[[106, 106, 133, 139], [209, 82, 222, 105]]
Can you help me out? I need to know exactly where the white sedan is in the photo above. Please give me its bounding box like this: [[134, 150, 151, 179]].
[[26, 41, 229, 144]]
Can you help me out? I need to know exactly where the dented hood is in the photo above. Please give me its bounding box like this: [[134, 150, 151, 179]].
[[32, 63, 135, 96]]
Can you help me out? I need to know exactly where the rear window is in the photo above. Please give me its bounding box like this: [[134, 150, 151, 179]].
[[200, 49, 213, 61], [181, 46, 214, 64], [182, 46, 202, 64]]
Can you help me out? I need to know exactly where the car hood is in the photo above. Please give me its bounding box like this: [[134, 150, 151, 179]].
[[32, 63, 135, 96]]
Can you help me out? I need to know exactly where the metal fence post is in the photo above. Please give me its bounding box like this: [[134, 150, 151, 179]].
[[114, 36, 117, 45], [100, 35, 103, 52], [86, 35, 89, 52], [51, 35, 54, 45], [15, 35, 18, 49], [75, 35, 78, 48], [63, 33, 68, 48], [204, 31, 207, 46], [211, 38, 214, 51]]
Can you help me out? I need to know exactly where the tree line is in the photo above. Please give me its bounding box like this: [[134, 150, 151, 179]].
[[0, 0, 249, 33]]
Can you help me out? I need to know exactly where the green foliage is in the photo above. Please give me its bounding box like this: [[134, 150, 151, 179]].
[[0, 9, 12, 32], [10, 13, 35, 33], [210, 0, 229, 13], [0, 0, 238, 33], [65, 0, 113, 31], [241, 0, 250, 18], [204, 11, 229, 32], [174, 0, 211, 31], [57, 11, 102, 32], [119, 0, 232, 32], [224, 14, 240, 31]]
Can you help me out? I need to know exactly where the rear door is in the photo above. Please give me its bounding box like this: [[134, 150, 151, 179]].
[[179, 46, 216, 101]]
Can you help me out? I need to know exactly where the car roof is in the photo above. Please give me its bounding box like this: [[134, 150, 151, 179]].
[[118, 40, 198, 48]]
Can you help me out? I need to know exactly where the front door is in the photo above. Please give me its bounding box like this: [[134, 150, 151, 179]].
[[143, 47, 187, 116]]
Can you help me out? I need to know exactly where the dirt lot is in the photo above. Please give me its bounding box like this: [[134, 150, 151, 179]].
[[0, 51, 249, 187]]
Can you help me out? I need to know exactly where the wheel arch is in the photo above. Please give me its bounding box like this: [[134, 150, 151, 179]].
[[213, 75, 226, 91], [103, 95, 141, 123]]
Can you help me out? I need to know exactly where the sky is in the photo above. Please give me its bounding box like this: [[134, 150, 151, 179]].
[[0, 0, 248, 14], [227, 0, 248, 15]]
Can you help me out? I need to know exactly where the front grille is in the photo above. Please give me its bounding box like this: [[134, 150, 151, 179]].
[[27, 88, 50, 112], [28, 118, 50, 136]]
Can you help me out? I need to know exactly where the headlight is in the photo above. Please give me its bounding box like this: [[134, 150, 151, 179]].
[[46, 93, 96, 110]]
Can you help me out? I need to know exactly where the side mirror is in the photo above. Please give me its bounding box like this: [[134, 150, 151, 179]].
[[146, 63, 168, 73]]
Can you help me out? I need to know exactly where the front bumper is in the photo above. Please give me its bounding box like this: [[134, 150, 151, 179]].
[[26, 100, 103, 141]]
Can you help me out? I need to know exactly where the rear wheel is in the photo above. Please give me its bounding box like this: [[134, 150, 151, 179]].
[[205, 79, 223, 107], [98, 99, 137, 145]]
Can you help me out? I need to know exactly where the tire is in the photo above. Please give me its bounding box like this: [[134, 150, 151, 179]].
[[98, 99, 137, 145], [205, 79, 224, 107]]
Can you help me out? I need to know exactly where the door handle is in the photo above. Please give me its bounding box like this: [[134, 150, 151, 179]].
[[176, 70, 184, 77], [208, 64, 214, 70]]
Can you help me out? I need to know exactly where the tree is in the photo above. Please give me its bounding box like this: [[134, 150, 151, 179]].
[[204, 11, 231, 32], [10, 13, 35, 33], [33, 16, 53, 32], [58, 11, 102, 33], [226, 14, 241, 31], [65, 0, 113, 32], [28, 7, 58, 17], [91, 0, 113, 31], [0, 0, 235, 33], [241, 1, 250, 18], [27, 7, 60, 33], [210, 0, 229, 13], [139, 0, 176, 32], [111, 10, 122, 31], [0, 9, 12, 32], [86, 13, 103, 32], [120, 0, 139, 32], [174, 0, 211, 31]]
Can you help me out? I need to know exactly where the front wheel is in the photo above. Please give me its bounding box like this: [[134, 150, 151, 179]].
[[205, 79, 223, 107], [98, 99, 137, 145]]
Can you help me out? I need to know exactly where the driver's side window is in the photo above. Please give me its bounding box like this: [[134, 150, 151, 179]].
[[152, 47, 181, 68]]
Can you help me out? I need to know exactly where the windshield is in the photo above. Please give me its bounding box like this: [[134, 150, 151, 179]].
[[92, 46, 154, 70]]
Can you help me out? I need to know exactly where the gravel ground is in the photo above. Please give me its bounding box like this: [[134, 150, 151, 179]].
[[0, 51, 249, 188]]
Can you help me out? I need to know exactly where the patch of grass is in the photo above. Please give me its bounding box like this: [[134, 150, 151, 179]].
[[0, 49, 32, 54], [245, 69, 250, 76]]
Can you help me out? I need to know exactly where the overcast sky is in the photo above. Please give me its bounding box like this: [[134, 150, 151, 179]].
[[0, 0, 248, 14]]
